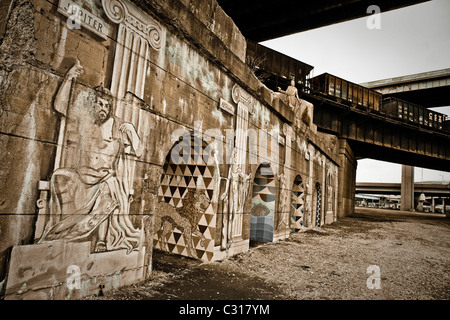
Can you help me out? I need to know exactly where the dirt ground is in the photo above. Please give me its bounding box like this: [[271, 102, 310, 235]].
[[85, 208, 450, 300]]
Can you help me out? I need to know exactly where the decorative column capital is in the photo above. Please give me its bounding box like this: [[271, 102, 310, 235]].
[[102, 0, 163, 51], [102, 0, 127, 24], [232, 84, 253, 109]]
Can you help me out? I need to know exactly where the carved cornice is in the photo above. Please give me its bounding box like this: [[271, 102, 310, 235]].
[[102, 0, 163, 50]]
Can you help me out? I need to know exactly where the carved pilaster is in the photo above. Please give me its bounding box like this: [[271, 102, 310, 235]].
[[226, 85, 254, 240], [102, 0, 164, 120], [231, 84, 253, 169], [283, 123, 295, 169]]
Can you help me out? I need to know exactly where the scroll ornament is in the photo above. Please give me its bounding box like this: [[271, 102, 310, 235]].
[[102, 0, 162, 51]]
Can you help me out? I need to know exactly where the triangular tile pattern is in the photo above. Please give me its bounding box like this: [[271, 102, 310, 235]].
[[315, 184, 322, 227], [250, 164, 275, 242], [290, 175, 304, 232], [154, 135, 216, 261]]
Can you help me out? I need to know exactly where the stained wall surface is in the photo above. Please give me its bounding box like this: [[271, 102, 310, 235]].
[[0, 0, 343, 299]]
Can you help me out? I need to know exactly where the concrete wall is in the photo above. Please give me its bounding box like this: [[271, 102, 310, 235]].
[[0, 0, 343, 299]]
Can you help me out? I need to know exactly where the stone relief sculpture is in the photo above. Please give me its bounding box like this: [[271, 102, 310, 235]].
[[276, 170, 290, 230], [154, 189, 210, 258], [278, 79, 300, 110], [278, 79, 311, 127], [327, 184, 333, 212], [37, 62, 143, 254], [221, 148, 252, 250]]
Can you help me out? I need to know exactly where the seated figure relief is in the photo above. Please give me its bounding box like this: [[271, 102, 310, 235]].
[[278, 79, 312, 127], [37, 62, 143, 254]]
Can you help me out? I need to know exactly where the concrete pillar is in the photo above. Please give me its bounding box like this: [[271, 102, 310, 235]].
[[431, 197, 435, 213], [337, 139, 357, 218], [401, 165, 415, 211], [444, 198, 450, 218]]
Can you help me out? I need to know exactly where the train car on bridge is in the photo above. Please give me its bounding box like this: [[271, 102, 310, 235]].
[[308, 73, 450, 133], [309, 73, 383, 111], [246, 40, 314, 93], [381, 97, 448, 132], [243, 44, 450, 135]]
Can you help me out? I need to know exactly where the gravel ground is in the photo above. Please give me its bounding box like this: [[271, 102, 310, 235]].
[[84, 207, 450, 300]]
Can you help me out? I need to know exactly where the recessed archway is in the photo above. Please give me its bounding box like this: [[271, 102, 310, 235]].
[[154, 133, 217, 261], [250, 163, 276, 242]]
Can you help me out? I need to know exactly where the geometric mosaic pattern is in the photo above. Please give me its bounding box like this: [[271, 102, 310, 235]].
[[315, 183, 322, 227], [250, 163, 275, 242], [290, 175, 304, 232], [154, 134, 216, 261]]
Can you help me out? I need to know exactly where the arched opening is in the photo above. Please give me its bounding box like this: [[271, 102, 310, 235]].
[[250, 163, 275, 242], [154, 132, 217, 261], [290, 175, 304, 232], [315, 182, 322, 227]]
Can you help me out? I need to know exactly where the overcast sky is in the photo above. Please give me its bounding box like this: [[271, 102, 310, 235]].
[[262, 0, 450, 183]]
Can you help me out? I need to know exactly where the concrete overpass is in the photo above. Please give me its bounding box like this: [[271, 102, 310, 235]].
[[356, 182, 450, 197], [361, 69, 450, 108], [217, 0, 430, 41]]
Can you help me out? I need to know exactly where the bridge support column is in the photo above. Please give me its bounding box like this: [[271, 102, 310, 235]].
[[444, 198, 450, 218], [401, 165, 415, 211], [337, 139, 357, 218]]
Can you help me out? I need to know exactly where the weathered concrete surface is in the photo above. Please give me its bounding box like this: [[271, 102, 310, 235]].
[[5, 241, 146, 300], [84, 208, 450, 300], [0, 0, 344, 299]]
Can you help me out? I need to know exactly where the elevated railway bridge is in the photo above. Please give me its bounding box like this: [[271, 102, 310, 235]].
[[219, 0, 449, 173]]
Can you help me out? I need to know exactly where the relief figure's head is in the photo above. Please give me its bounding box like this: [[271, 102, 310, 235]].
[[93, 85, 113, 124]]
